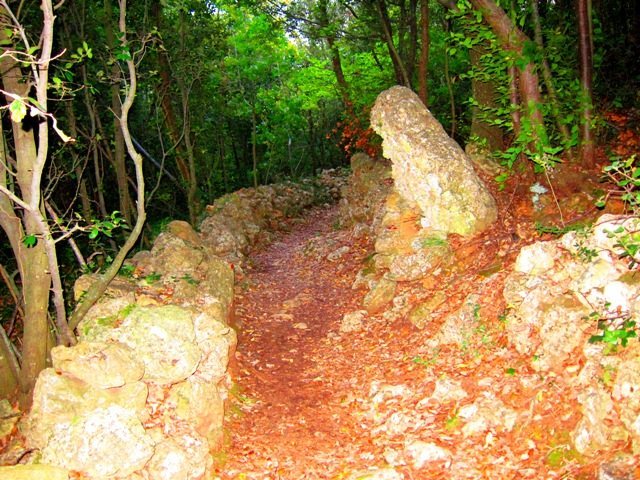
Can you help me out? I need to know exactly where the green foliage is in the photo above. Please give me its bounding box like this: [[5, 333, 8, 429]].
[[88, 211, 126, 240], [22, 234, 37, 248], [587, 309, 638, 349], [605, 225, 640, 268], [597, 154, 640, 211]]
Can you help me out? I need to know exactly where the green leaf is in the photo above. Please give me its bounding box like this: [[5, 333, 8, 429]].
[[9, 99, 27, 123], [22, 234, 37, 248]]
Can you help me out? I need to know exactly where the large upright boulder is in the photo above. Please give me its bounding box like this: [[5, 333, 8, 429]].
[[370, 86, 497, 236]]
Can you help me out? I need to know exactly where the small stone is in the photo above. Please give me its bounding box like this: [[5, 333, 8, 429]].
[[404, 440, 451, 469], [345, 468, 404, 480], [327, 246, 350, 262], [363, 277, 397, 314], [340, 310, 367, 333]]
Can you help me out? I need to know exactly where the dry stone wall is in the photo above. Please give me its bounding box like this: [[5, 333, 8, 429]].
[[2, 171, 345, 480]]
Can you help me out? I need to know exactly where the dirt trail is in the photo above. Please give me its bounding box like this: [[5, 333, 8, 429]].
[[217, 206, 376, 478], [214, 200, 611, 479]]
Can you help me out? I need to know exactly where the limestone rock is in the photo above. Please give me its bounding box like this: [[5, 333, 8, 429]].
[[142, 232, 205, 277], [363, 277, 397, 314], [192, 311, 236, 384], [612, 358, 640, 453], [571, 386, 624, 455], [458, 394, 518, 437], [51, 341, 144, 389], [345, 468, 404, 480], [0, 465, 69, 480], [146, 435, 211, 480], [408, 292, 447, 329], [427, 294, 482, 348], [40, 405, 155, 478], [340, 310, 368, 333], [114, 306, 202, 385], [26, 369, 148, 448], [339, 153, 392, 227], [166, 220, 202, 246], [167, 379, 225, 448], [404, 440, 451, 469], [371, 86, 496, 236], [429, 377, 468, 404]]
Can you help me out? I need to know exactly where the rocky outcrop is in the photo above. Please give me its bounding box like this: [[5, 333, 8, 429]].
[[7, 172, 345, 480], [502, 214, 640, 455], [343, 87, 496, 316], [370, 86, 497, 236]]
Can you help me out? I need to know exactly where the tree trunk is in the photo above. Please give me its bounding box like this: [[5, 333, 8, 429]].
[[418, 0, 430, 106], [469, 0, 548, 153], [0, 3, 58, 406], [105, 0, 133, 224], [469, 44, 504, 151], [577, 0, 595, 167], [376, 0, 411, 87], [70, 0, 146, 332], [317, 0, 353, 112], [251, 105, 258, 188]]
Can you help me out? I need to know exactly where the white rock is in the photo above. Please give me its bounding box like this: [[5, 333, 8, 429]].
[[404, 440, 451, 469], [340, 310, 367, 333]]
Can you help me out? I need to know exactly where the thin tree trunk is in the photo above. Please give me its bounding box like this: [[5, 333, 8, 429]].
[[70, 0, 146, 332], [577, 0, 595, 167], [469, 0, 548, 153], [408, 0, 419, 84], [530, 0, 572, 158], [443, 18, 456, 137], [251, 105, 258, 188], [418, 0, 430, 106], [376, 0, 411, 87], [105, 0, 133, 224], [317, 0, 353, 112]]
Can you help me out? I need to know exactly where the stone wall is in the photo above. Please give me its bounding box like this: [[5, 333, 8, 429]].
[[2, 171, 345, 480]]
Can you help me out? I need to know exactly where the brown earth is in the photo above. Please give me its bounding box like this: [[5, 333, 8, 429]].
[[213, 171, 636, 479]]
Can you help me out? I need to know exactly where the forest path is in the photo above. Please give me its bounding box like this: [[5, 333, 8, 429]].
[[213, 195, 604, 479], [215, 205, 379, 478]]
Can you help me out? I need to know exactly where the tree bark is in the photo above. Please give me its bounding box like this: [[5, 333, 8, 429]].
[[577, 0, 595, 167], [418, 0, 430, 106], [469, 0, 548, 153], [0, 2, 61, 406], [70, 0, 146, 332], [317, 0, 353, 112], [530, 0, 572, 157], [376, 0, 411, 87], [469, 44, 504, 150], [105, 0, 133, 224]]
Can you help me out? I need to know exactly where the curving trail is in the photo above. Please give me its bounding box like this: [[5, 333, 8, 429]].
[[216, 206, 377, 479], [213, 203, 606, 480]]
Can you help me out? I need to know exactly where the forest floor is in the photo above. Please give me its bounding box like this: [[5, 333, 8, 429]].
[[213, 112, 640, 479]]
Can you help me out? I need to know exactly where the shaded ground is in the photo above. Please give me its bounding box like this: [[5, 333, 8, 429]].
[[216, 107, 640, 480], [217, 207, 376, 478], [214, 197, 624, 479]]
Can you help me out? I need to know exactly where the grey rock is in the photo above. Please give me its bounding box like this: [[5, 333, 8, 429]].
[[40, 405, 154, 479], [371, 86, 496, 236], [50, 341, 144, 389]]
